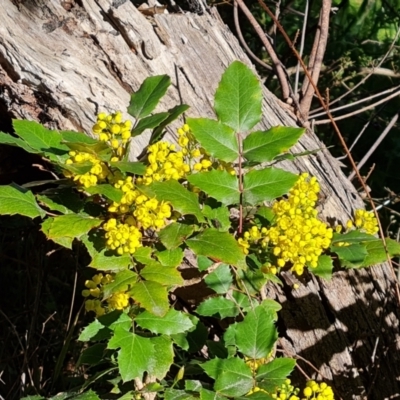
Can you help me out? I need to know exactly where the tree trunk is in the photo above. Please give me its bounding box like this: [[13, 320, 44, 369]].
[[1, 1, 399, 399]]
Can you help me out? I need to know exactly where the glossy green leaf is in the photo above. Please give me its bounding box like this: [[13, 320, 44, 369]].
[[62, 161, 94, 176], [214, 61, 262, 132], [61, 140, 110, 157], [71, 390, 101, 400], [234, 306, 278, 359], [243, 168, 298, 205], [0, 185, 45, 219], [158, 222, 195, 249], [132, 246, 153, 264], [140, 180, 204, 221], [256, 358, 296, 393], [312, 255, 333, 280], [141, 263, 184, 286], [185, 380, 202, 392], [197, 255, 214, 272], [148, 335, 174, 379], [108, 326, 154, 382], [110, 161, 146, 175], [199, 388, 225, 400], [259, 299, 282, 321], [135, 308, 194, 335], [156, 248, 184, 267], [186, 118, 238, 162], [236, 269, 269, 295], [204, 264, 232, 294], [131, 112, 169, 136], [331, 244, 368, 267], [164, 389, 196, 400], [37, 189, 83, 215], [362, 238, 400, 267], [77, 343, 106, 366], [78, 319, 104, 342], [0, 131, 36, 154], [102, 269, 138, 298], [232, 291, 259, 313], [196, 296, 239, 319], [130, 280, 169, 316], [202, 357, 253, 397], [128, 75, 171, 119], [59, 130, 99, 144], [85, 184, 123, 203], [186, 228, 246, 268], [331, 230, 378, 244], [202, 205, 231, 231], [243, 127, 305, 163], [187, 170, 239, 205]]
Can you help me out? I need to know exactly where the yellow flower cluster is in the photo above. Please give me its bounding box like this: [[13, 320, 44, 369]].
[[347, 209, 379, 235], [302, 381, 334, 400], [92, 111, 132, 160], [65, 151, 109, 188], [82, 273, 132, 315], [103, 217, 142, 255], [247, 379, 300, 399]]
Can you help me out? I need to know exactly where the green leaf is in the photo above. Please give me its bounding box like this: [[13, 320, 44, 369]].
[[70, 390, 101, 400], [108, 326, 154, 382], [130, 280, 169, 316], [312, 255, 333, 280], [158, 222, 195, 249], [256, 358, 296, 393], [148, 335, 174, 379], [234, 306, 278, 359], [133, 246, 153, 264], [164, 389, 196, 400], [150, 104, 190, 145], [186, 118, 238, 162], [78, 319, 105, 342], [186, 228, 247, 268], [236, 269, 269, 295], [202, 205, 231, 231], [13, 120, 68, 158], [259, 299, 282, 321], [202, 357, 253, 397], [77, 343, 106, 366], [140, 180, 204, 221], [331, 230, 378, 244], [37, 189, 83, 214], [197, 255, 214, 272], [156, 248, 183, 267], [232, 291, 259, 313], [131, 112, 169, 136], [199, 388, 225, 400], [59, 130, 99, 144], [362, 238, 400, 267], [62, 140, 110, 157], [196, 296, 239, 319], [214, 61, 262, 132], [110, 161, 146, 175], [204, 264, 232, 294], [185, 381, 202, 392], [243, 127, 305, 163], [135, 308, 194, 335], [85, 184, 123, 203], [243, 168, 298, 205], [331, 243, 368, 268], [0, 131, 36, 154], [255, 206, 275, 224], [102, 269, 138, 298], [141, 263, 184, 286], [128, 75, 171, 119], [187, 170, 239, 205], [41, 215, 102, 248], [0, 185, 45, 218]]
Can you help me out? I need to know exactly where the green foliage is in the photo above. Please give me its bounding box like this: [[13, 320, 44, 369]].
[[1, 62, 397, 399]]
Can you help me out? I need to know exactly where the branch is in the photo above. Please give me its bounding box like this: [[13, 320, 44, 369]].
[[294, 0, 309, 94]]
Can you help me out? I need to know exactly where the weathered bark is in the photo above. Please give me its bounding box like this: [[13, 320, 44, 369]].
[[0, 1, 399, 399]]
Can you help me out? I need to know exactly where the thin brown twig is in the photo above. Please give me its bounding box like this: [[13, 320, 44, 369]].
[[234, 0, 290, 100], [257, 0, 400, 305]]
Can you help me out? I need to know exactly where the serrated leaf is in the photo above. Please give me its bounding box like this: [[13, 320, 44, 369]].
[[128, 75, 171, 119], [243, 168, 298, 205], [164, 389, 196, 400], [150, 104, 190, 145], [159, 222, 195, 249], [141, 263, 184, 286], [259, 299, 282, 321], [0, 131, 36, 154], [109, 161, 146, 175], [37, 189, 83, 214], [204, 264, 232, 294], [331, 230, 378, 244], [108, 326, 154, 382], [331, 243, 368, 268], [186, 228, 246, 268], [156, 248, 183, 267], [198, 255, 214, 271], [362, 238, 400, 267], [312, 255, 333, 280], [140, 180, 204, 221], [135, 308, 194, 335], [235, 306, 278, 359], [13, 120, 68, 159], [148, 335, 174, 379], [59, 130, 99, 144], [186, 118, 238, 162], [132, 112, 169, 136], [202, 357, 253, 397], [196, 296, 239, 319], [231, 291, 259, 312], [70, 390, 101, 400], [102, 269, 138, 298], [202, 205, 231, 231], [130, 280, 169, 316], [187, 170, 239, 206], [85, 184, 123, 203], [243, 127, 305, 163], [41, 215, 102, 246], [185, 380, 202, 392], [236, 269, 269, 295], [255, 206, 275, 224], [77, 343, 106, 366], [256, 358, 296, 393], [100, 311, 132, 332], [78, 319, 105, 342], [133, 246, 153, 264], [0, 185, 45, 218], [62, 140, 111, 157], [214, 61, 262, 132], [199, 388, 225, 400]]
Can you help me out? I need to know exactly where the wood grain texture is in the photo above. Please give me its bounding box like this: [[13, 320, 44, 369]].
[[0, 1, 399, 398]]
